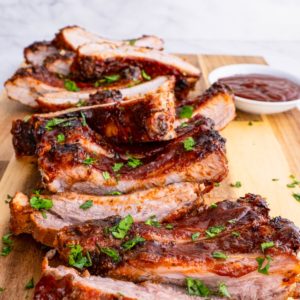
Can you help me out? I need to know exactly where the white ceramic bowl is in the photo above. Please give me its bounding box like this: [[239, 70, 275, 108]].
[[208, 64, 300, 114]]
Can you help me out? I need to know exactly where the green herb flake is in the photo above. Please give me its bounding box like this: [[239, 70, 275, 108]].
[[68, 244, 92, 269], [214, 182, 220, 187], [104, 74, 121, 83], [0, 287, 5, 292], [25, 278, 34, 289], [145, 215, 161, 228], [272, 178, 279, 181], [180, 122, 188, 128], [83, 156, 96, 165], [179, 105, 194, 119], [191, 232, 200, 241], [2, 234, 12, 246], [45, 117, 75, 131], [230, 181, 242, 188], [5, 194, 13, 204], [79, 200, 93, 210], [100, 247, 120, 263], [23, 115, 31, 122], [76, 99, 86, 107], [231, 231, 240, 238], [205, 225, 225, 238], [128, 39, 137, 46], [165, 224, 174, 230], [29, 195, 53, 211], [122, 236, 145, 251], [186, 277, 211, 297], [64, 79, 80, 92], [127, 156, 142, 168], [56, 133, 65, 143], [210, 203, 217, 209], [286, 175, 300, 188], [110, 215, 134, 239], [256, 255, 272, 275], [218, 282, 231, 298], [112, 162, 124, 172], [109, 191, 122, 196], [1, 233, 13, 257], [212, 251, 228, 259], [293, 193, 300, 202], [261, 241, 275, 252], [102, 171, 111, 180], [248, 121, 253, 126], [41, 211, 47, 219], [183, 137, 196, 151], [141, 70, 151, 81], [80, 112, 87, 126]]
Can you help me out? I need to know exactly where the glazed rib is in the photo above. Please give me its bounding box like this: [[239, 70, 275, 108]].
[[12, 114, 227, 194], [10, 182, 201, 246]]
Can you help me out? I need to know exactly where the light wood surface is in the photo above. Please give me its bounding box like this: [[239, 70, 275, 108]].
[[0, 55, 299, 299]]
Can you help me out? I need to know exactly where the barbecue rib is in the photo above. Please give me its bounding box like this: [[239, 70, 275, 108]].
[[12, 114, 227, 194], [10, 182, 201, 246], [34, 258, 196, 300], [53, 194, 300, 300]]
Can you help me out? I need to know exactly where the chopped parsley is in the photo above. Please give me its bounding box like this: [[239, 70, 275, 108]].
[[64, 79, 80, 92], [230, 181, 242, 188], [80, 112, 87, 126], [191, 232, 200, 241], [0, 288, 4, 292], [272, 178, 279, 181], [179, 105, 194, 119], [56, 133, 65, 143], [94, 75, 121, 86], [256, 255, 272, 275], [293, 193, 300, 202], [261, 241, 274, 252], [145, 215, 161, 228], [109, 191, 122, 195], [112, 162, 124, 172], [83, 156, 96, 165], [180, 122, 188, 128], [210, 203, 217, 208], [183, 137, 196, 151], [45, 117, 75, 131], [100, 247, 120, 263], [5, 194, 13, 204], [231, 231, 240, 238], [212, 251, 228, 259], [122, 236, 145, 251], [102, 171, 111, 180], [205, 226, 225, 238], [127, 156, 142, 168], [141, 70, 151, 81], [109, 215, 134, 239], [186, 278, 211, 297], [286, 175, 300, 188], [76, 99, 86, 107], [248, 121, 253, 126], [25, 278, 34, 289], [214, 182, 220, 187], [79, 200, 93, 210], [218, 282, 231, 298], [68, 244, 92, 269], [165, 224, 174, 230], [1, 233, 13, 256], [128, 38, 137, 46], [29, 193, 53, 211]]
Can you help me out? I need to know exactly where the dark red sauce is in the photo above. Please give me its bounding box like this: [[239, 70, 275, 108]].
[[218, 74, 300, 102]]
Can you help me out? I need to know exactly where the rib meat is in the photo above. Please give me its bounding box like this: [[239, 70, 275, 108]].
[[10, 182, 201, 246], [12, 114, 227, 194]]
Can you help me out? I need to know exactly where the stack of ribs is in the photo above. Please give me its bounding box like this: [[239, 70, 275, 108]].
[[5, 26, 300, 299]]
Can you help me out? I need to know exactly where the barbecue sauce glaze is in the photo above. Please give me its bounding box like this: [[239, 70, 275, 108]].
[[218, 74, 300, 102]]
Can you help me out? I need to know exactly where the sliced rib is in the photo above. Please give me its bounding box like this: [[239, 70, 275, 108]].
[[10, 182, 201, 246]]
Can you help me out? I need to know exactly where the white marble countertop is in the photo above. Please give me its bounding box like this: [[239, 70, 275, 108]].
[[1, 0, 300, 86]]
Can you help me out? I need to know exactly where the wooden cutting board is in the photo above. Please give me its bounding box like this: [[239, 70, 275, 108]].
[[0, 54, 299, 299]]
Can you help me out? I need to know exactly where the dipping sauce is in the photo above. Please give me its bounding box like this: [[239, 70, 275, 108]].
[[218, 74, 300, 102]]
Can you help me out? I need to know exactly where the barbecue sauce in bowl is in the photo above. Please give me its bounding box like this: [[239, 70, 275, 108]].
[[218, 74, 300, 102]]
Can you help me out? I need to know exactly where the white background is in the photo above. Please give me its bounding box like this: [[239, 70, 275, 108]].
[[1, 0, 300, 85]]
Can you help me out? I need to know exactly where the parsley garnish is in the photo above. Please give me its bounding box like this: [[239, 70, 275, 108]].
[[141, 70, 151, 81], [145, 215, 161, 228], [109, 191, 122, 195], [100, 247, 120, 263], [210, 203, 217, 208], [64, 79, 80, 92], [45, 117, 75, 131], [212, 251, 228, 259], [122, 236, 145, 251], [29, 194, 53, 211], [5, 194, 13, 204], [191, 232, 200, 241], [127, 156, 142, 168], [179, 105, 194, 119], [79, 200, 93, 210], [0, 287, 5, 292], [80, 112, 87, 126], [183, 137, 196, 151], [293, 193, 300, 202], [68, 244, 92, 269], [180, 122, 188, 128], [186, 278, 211, 297], [286, 175, 300, 188], [56, 133, 65, 143], [112, 162, 124, 172], [218, 282, 231, 298], [102, 171, 110, 180], [165, 224, 174, 230], [1, 233, 13, 256], [95, 75, 121, 86], [25, 278, 34, 289], [261, 241, 274, 252], [272, 178, 279, 181], [205, 226, 225, 238], [214, 182, 220, 187], [256, 255, 272, 275], [76, 99, 86, 107], [109, 215, 133, 239], [231, 231, 240, 238], [230, 181, 242, 188], [83, 156, 96, 165], [128, 39, 137, 46]]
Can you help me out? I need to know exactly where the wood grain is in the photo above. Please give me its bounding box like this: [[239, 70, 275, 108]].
[[0, 54, 299, 299]]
